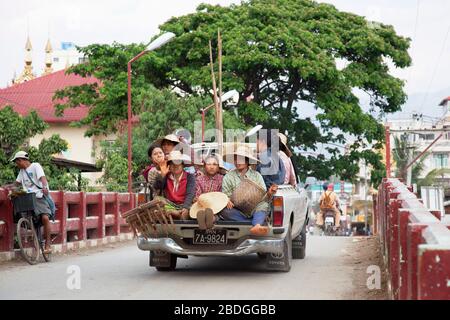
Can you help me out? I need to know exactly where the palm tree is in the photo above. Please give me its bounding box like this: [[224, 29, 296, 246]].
[[417, 168, 450, 189], [392, 134, 427, 183]]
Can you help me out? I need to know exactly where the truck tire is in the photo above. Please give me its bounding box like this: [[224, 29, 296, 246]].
[[292, 222, 306, 259], [150, 251, 177, 271]]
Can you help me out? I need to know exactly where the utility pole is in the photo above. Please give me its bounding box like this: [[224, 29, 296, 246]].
[[385, 125, 391, 178], [364, 159, 369, 235], [406, 133, 413, 186]]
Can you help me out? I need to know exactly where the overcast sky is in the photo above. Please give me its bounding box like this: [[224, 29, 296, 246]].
[[1, 0, 449, 118]]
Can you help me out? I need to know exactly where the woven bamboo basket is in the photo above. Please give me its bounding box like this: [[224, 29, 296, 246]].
[[121, 198, 174, 238], [230, 178, 266, 216]]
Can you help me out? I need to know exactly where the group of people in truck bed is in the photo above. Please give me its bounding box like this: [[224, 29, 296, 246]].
[[141, 128, 297, 236]]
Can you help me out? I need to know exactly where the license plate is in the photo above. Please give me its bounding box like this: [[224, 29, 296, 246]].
[[325, 216, 334, 224], [193, 229, 227, 245]]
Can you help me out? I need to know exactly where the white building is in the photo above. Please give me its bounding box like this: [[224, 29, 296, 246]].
[[387, 99, 450, 183], [52, 42, 86, 71]]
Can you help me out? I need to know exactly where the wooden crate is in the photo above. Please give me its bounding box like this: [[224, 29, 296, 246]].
[[121, 198, 174, 238]]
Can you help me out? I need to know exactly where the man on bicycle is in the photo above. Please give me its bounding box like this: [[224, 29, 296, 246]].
[[10, 151, 53, 254]]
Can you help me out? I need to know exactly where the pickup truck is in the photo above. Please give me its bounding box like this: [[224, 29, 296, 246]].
[[136, 142, 310, 272]]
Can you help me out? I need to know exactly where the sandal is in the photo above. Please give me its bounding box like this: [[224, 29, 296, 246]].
[[250, 224, 269, 236], [43, 247, 52, 254]]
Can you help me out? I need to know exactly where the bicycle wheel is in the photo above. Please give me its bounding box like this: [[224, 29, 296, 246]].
[[17, 217, 40, 265]]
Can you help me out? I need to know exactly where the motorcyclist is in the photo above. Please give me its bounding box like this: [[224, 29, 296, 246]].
[[317, 183, 341, 230]]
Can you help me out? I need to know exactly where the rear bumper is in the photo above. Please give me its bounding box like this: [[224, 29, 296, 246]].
[[137, 236, 285, 256]]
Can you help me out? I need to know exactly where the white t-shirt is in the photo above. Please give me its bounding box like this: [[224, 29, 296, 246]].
[[16, 163, 46, 198]]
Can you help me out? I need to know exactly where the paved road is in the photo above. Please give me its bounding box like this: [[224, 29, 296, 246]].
[[0, 235, 358, 299]]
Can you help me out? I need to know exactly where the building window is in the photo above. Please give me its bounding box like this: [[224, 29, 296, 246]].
[[78, 57, 88, 64], [53, 57, 59, 62], [420, 133, 435, 141], [433, 153, 448, 168]]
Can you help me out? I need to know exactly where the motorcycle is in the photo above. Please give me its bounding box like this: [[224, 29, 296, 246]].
[[323, 210, 338, 236]]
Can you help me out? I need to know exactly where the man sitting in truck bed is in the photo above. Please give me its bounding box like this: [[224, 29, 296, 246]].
[[220, 146, 277, 236]]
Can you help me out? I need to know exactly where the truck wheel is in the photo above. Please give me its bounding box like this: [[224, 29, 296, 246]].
[[292, 223, 306, 259], [282, 224, 293, 272], [150, 251, 177, 271]]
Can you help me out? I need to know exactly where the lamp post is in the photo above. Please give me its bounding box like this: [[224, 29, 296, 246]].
[[127, 32, 175, 193], [200, 89, 238, 142]]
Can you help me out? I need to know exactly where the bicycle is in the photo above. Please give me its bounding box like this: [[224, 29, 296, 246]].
[[12, 192, 51, 265]]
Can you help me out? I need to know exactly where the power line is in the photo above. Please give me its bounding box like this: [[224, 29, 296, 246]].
[[418, 22, 450, 113], [406, 0, 421, 84]]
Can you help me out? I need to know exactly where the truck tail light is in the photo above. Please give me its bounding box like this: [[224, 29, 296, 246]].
[[272, 196, 284, 227], [138, 193, 146, 204]]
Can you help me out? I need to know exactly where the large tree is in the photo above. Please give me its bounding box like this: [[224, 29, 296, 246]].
[[55, 0, 411, 185]]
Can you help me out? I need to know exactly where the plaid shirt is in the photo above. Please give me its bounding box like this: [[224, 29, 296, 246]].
[[195, 174, 223, 199]]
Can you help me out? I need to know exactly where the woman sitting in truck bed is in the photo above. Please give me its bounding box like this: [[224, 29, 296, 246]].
[[220, 146, 277, 236], [143, 144, 170, 200], [153, 151, 196, 220], [142, 134, 181, 183], [190, 154, 226, 229]]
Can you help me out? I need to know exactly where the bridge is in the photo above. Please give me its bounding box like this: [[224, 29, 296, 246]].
[[0, 179, 449, 300]]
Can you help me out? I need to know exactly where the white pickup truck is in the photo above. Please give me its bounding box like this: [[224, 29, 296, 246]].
[[136, 142, 311, 272]]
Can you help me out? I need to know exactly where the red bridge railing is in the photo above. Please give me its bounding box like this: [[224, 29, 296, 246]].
[[376, 178, 450, 300], [0, 189, 137, 254]]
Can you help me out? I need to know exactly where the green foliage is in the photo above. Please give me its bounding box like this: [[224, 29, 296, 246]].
[[0, 106, 48, 184], [417, 168, 450, 190], [96, 142, 130, 192], [392, 134, 427, 183], [0, 106, 86, 190], [54, 0, 411, 186]]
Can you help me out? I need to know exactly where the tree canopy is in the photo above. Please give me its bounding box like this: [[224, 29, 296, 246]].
[[55, 0, 411, 185]]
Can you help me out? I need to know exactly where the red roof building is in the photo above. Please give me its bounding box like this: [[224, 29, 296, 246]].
[[0, 69, 98, 123]]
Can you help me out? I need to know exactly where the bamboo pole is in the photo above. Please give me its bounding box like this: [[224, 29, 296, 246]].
[[209, 40, 221, 152], [217, 30, 224, 154]]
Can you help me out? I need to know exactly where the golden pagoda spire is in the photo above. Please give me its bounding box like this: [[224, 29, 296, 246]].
[[43, 38, 53, 76], [13, 35, 36, 84]]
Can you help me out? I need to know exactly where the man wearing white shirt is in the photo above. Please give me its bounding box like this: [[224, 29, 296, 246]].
[[11, 151, 53, 254]]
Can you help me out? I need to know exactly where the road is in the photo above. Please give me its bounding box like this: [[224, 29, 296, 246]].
[[0, 235, 370, 300]]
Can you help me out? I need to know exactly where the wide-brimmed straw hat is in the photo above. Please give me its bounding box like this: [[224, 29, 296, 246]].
[[155, 134, 180, 146], [202, 153, 227, 170], [167, 150, 191, 165], [223, 144, 259, 164], [190, 192, 229, 219], [278, 133, 292, 157]]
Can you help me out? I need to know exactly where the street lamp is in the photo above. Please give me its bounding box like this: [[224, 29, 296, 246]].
[[127, 32, 175, 193], [201, 89, 238, 142]]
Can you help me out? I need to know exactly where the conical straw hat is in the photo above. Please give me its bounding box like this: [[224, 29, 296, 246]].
[[190, 192, 229, 219]]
